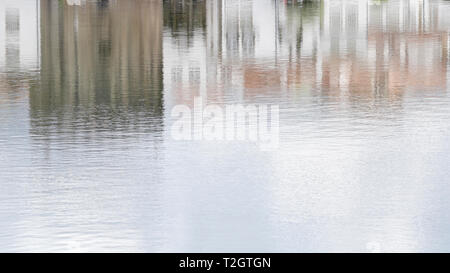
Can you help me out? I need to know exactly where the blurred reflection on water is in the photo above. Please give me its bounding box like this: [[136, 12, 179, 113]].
[[1, 0, 450, 252]]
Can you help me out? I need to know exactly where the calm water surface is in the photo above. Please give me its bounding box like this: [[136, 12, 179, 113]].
[[1, 0, 450, 252]]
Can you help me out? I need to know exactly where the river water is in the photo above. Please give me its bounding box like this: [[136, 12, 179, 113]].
[[1, 0, 450, 252]]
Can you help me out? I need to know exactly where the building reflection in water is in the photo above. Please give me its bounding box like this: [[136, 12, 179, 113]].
[[0, 0, 40, 103], [1, 0, 450, 252], [163, 0, 450, 110], [30, 0, 164, 140], [1, 0, 448, 145]]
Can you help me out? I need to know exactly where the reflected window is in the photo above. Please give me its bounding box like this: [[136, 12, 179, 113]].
[[5, 8, 20, 71], [5, 8, 20, 33]]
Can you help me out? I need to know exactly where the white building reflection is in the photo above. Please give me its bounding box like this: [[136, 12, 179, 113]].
[[0, 0, 40, 72], [0, 0, 40, 106]]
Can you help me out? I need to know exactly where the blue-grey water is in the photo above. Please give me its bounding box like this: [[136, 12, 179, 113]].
[[1, 0, 450, 252]]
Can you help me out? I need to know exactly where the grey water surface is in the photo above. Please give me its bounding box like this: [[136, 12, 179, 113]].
[[1, 0, 450, 252]]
